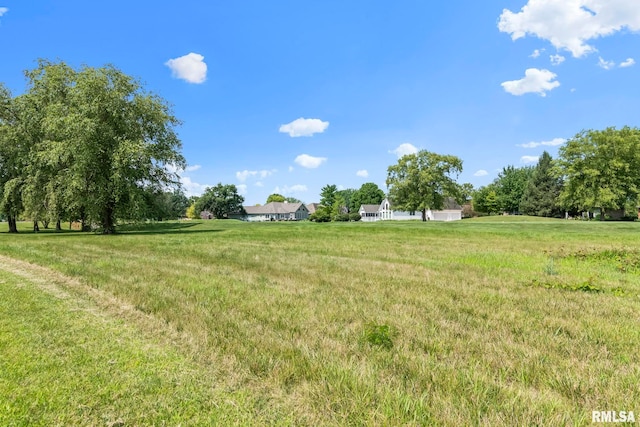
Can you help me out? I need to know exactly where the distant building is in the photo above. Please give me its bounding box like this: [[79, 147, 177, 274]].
[[305, 203, 322, 215], [359, 197, 462, 222], [234, 201, 310, 221]]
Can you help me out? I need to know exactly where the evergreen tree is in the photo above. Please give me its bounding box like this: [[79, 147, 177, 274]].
[[520, 151, 564, 217]]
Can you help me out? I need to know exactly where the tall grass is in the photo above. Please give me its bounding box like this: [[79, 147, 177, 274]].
[[1, 218, 639, 425]]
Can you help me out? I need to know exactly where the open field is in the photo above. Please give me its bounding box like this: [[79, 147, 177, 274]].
[[1, 218, 639, 425]]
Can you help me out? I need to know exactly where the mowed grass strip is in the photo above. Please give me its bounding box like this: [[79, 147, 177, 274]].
[[0, 269, 287, 426], [1, 218, 639, 425]]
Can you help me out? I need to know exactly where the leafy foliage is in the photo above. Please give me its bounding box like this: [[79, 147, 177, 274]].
[[362, 323, 394, 349], [320, 184, 338, 207], [195, 183, 245, 219], [266, 193, 286, 203], [556, 127, 640, 215], [0, 60, 186, 233], [309, 206, 331, 222], [386, 150, 462, 221], [495, 165, 534, 214], [351, 182, 385, 212]]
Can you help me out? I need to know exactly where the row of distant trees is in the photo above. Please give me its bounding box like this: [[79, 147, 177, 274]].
[[174, 127, 640, 223], [473, 127, 640, 219], [3, 60, 638, 232]]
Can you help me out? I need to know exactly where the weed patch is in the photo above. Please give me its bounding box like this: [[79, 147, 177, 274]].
[[529, 278, 605, 294], [362, 322, 395, 350], [562, 247, 640, 273]]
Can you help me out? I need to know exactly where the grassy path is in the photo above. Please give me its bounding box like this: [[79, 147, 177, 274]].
[[0, 254, 280, 426]]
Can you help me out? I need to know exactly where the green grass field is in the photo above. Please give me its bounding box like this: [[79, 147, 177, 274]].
[[1, 218, 639, 425]]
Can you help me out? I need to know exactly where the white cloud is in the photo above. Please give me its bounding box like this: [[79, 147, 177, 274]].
[[521, 155, 540, 164], [550, 54, 565, 65], [236, 170, 256, 181], [530, 49, 544, 58], [620, 58, 636, 67], [501, 68, 560, 96], [237, 184, 247, 195], [518, 137, 566, 148], [288, 166, 294, 172], [274, 184, 308, 195], [498, 0, 640, 58], [598, 57, 615, 70], [279, 118, 329, 137], [180, 176, 211, 197], [356, 170, 369, 178], [294, 154, 327, 169], [165, 53, 207, 84], [389, 143, 419, 158], [162, 163, 209, 197], [236, 169, 275, 182], [0, 7, 8, 17], [255, 181, 264, 187], [474, 170, 489, 177]]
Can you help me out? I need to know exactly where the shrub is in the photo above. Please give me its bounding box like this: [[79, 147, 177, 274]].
[[349, 212, 361, 222], [309, 209, 331, 222]]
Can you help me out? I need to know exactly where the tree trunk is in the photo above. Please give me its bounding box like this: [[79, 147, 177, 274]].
[[33, 221, 40, 232], [421, 208, 427, 222], [7, 216, 18, 233], [43, 219, 50, 229], [56, 219, 62, 231], [80, 208, 90, 232], [101, 203, 116, 234]]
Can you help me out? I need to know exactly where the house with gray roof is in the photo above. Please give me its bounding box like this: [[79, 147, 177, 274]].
[[235, 201, 310, 221], [305, 203, 322, 215]]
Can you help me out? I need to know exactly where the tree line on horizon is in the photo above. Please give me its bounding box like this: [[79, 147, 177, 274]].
[[473, 127, 640, 220], [3, 61, 639, 232]]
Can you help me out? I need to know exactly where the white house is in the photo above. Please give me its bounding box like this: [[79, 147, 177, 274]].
[[239, 201, 309, 221], [359, 197, 462, 222]]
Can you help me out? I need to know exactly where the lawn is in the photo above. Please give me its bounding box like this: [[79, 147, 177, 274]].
[[0, 218, 639, 425]]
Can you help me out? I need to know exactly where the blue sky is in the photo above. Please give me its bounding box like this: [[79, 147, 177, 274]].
[[1, 1, 639, 205]]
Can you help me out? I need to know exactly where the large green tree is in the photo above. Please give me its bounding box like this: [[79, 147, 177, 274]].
[[266, 193, 286, 203], [386, 150, 463, 221], [351, 182, 385, 211], [0, 86, 29, 233], [5, 60, 186, 233], [320, 184, 338, 207], [336, 188, 357, 212], [473, 184, 500, 215], [494, 165, 534, 214], [520, 151, 564, 217], [556, 127, 640, 217], [195, 183, 245, 219]]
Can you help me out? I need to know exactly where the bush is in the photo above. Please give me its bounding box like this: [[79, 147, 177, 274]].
[[349, 212, 361, 222], [334, 213, 350, 222], [309, 209, 331, 222]]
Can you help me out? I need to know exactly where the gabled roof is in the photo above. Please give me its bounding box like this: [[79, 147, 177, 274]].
[[442, 198, 462, 210], [244, 202, 306, 215], [373, 197, 462, 212], [306, 203, 322, 214], [360, 204, 380, 214]]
